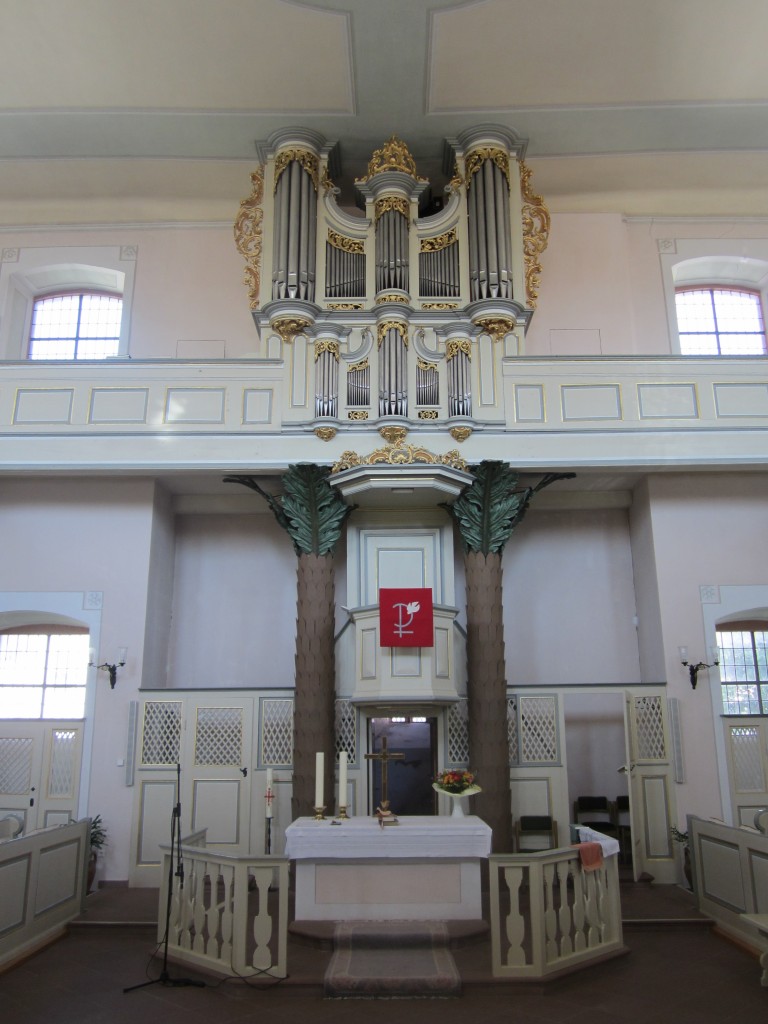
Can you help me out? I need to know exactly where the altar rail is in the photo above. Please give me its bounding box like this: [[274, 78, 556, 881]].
[[489, 846, 624, 979], [158, 832, 289, 980], [0, 818, 89, 970], [689, 814, 768, 951]]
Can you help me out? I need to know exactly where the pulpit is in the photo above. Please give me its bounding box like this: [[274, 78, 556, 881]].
[[285, 815, 492, 921]]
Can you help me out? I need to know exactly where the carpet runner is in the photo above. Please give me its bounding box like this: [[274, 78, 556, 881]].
[[323, 920, 462, 999]]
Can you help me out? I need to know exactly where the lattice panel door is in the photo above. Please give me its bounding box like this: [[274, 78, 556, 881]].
[[627, 690, 676, 883], [724, 719, 768, 826]]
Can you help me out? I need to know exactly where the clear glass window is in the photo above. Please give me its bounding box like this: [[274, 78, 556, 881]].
[[0, 633, 88, 718], [675, 288, 766, 355], [28, 293, 123, 360], [718, 627, 768, 715]]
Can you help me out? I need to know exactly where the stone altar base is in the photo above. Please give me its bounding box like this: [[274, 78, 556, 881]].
[[323, 920, 462, 999]]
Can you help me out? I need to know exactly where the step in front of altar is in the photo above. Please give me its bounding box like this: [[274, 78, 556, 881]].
[[323, 920, 462, 999]]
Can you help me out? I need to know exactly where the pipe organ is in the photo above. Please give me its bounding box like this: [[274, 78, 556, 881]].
[[238, 125, 549, 438]]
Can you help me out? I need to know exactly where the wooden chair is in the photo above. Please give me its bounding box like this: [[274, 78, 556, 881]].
[[515, 815, 559, 852], [573, 796, 617, 836]]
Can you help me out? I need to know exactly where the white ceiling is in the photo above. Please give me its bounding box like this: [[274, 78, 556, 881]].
[[3, 0, 768, 224]]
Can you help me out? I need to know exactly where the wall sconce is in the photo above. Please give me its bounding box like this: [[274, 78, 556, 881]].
[[89, 647, 127, 689], [678, 646, 719, 690]]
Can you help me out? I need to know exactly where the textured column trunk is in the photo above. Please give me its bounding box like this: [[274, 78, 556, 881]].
[[292, 552, 336, 819], [465, 550, 513, 852]]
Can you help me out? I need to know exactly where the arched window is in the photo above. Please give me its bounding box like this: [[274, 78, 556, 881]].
[[28, 292, 123, 360], [717, 621, 768, 715], [0, 627, 89, 718], [675, 287, 766, 356]]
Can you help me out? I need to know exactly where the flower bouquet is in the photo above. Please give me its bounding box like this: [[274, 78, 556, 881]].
[[432, 769, 481, 796]]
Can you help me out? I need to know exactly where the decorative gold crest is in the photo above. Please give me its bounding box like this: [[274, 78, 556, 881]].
[[314, 427, 337, 441], [374, 195, 410, 223], [449, 426, 472, 443], [273, 148, 319, 193], [233, 165, 264, 310], [347, 358, 369, 373], [357, 136, 425, 183], [520, 161, 550, 310], [314, 340, 340, 361], [418, 410, 439, 420], [475, 316, 515, 344], [332, 429, 467, 474], [446, 339, 472, 360], [348, 410, 369, 420], [379, 425, 408, 445], [375, 293, 409, 305], [271, 317, 311, 344], [377, 321, 409, 348], [465, 147, 510, 190], [416, 358, 437, 372]]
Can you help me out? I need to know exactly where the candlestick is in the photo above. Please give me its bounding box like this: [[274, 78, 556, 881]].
[[265, 768, 273, 819], [315, 752, 324, 809], [338, 751, 348, 814]]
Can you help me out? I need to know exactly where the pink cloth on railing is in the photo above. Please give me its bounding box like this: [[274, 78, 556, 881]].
[[576, 841, 604, 872]]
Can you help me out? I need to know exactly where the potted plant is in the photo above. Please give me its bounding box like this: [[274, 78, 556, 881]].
[[87, 815, 107, 894], [671, 825, 692, 889]]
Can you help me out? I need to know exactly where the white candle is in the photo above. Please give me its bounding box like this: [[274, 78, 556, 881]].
[[338, 751, 348, 808], [315, 752, 324, 808], [265, 769, 273, 819]]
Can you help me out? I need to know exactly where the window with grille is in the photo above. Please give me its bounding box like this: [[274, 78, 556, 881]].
[[717, 624, 768, 715], [0, 630, 89, 718], [28, 292, 123, 360], [675, 288, 766, 356]]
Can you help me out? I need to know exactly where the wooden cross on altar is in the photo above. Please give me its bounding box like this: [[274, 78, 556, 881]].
[[365, 737, 404, 806]]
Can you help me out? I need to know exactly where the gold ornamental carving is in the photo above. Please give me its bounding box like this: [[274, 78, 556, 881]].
[[465, 147, 511, 190], [327, 229, 364, 254], [348, 410, 369, 420], [273, 148, 320, 193], [418, 410, 439, 420], [379, 425, 408, 445], [321, 166, 336, 196], [375, 293, 409, 305], [314, 427, 337, 441], [420, 228, 458, 253], [327, 303, 363, 310], [332, 433, 467, 474], [520, 161, 550, 310], [233, 164, 264, 310], [374, 195, 410, 224], [377, 321, 409, 348], [357, 135, 425, 183], [475, 316, 514, 344], [416, 358, 437, 372], [422, 302, 459, 310], [314, 340, 340, 361], [446, 339, 472, 360], [450, 426, 472, 443], [271, 317, 311, 344], [347, 358, 369, 373]]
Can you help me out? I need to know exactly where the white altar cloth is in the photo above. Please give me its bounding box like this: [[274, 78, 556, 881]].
[[575, 826, 621, 858], [285, 815, 492, 921]]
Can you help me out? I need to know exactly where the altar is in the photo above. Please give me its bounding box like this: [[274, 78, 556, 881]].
[[285, 815, 492, 921]]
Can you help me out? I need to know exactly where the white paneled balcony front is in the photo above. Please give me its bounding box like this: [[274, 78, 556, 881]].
[[0, 355, 765, 474]]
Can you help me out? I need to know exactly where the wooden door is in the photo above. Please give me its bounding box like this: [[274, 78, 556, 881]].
[[0, 720, 82, 833]]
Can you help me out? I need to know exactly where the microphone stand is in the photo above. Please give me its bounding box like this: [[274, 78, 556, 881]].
[[124, 763, 206, 993]]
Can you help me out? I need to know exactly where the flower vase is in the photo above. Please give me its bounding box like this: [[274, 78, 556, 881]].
[[450, 793, 467, 817]]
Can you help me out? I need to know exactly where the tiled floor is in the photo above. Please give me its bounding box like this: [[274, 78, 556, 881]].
[[3, 884, 767, 1023]]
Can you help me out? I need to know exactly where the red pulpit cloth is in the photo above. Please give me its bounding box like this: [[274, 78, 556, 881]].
[[379, 588, 434, 647]]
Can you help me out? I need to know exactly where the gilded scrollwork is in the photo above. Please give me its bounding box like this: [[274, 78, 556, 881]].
[[356, 135, 426, 183], [314, 340, 340, 361], [416, 358, 438, 372], [332, 432, 467, 474], [475, 316, 515, 344], [270, 317, 311, 344], [273, 148, 320, 193], [418, 410, 439, 420], [421, 303, 459, 310], [419, 228, 458, 253], [314, 427, 337, 441], [379, 426, 408, 445], [449, 426, 472, 443], [327, 229, 364, 254], [377, 321, 409, 348], [374, 195, 410, 223], [233, 164, 264, 310], [446, 339, 472, 360], [520, 161, 550, 310], [347, 358, 369, 373], [375, 293, 409, 305], [465, 147, 510, 190], [348, 410, 369, 420], [327, 303, 363, 310]]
